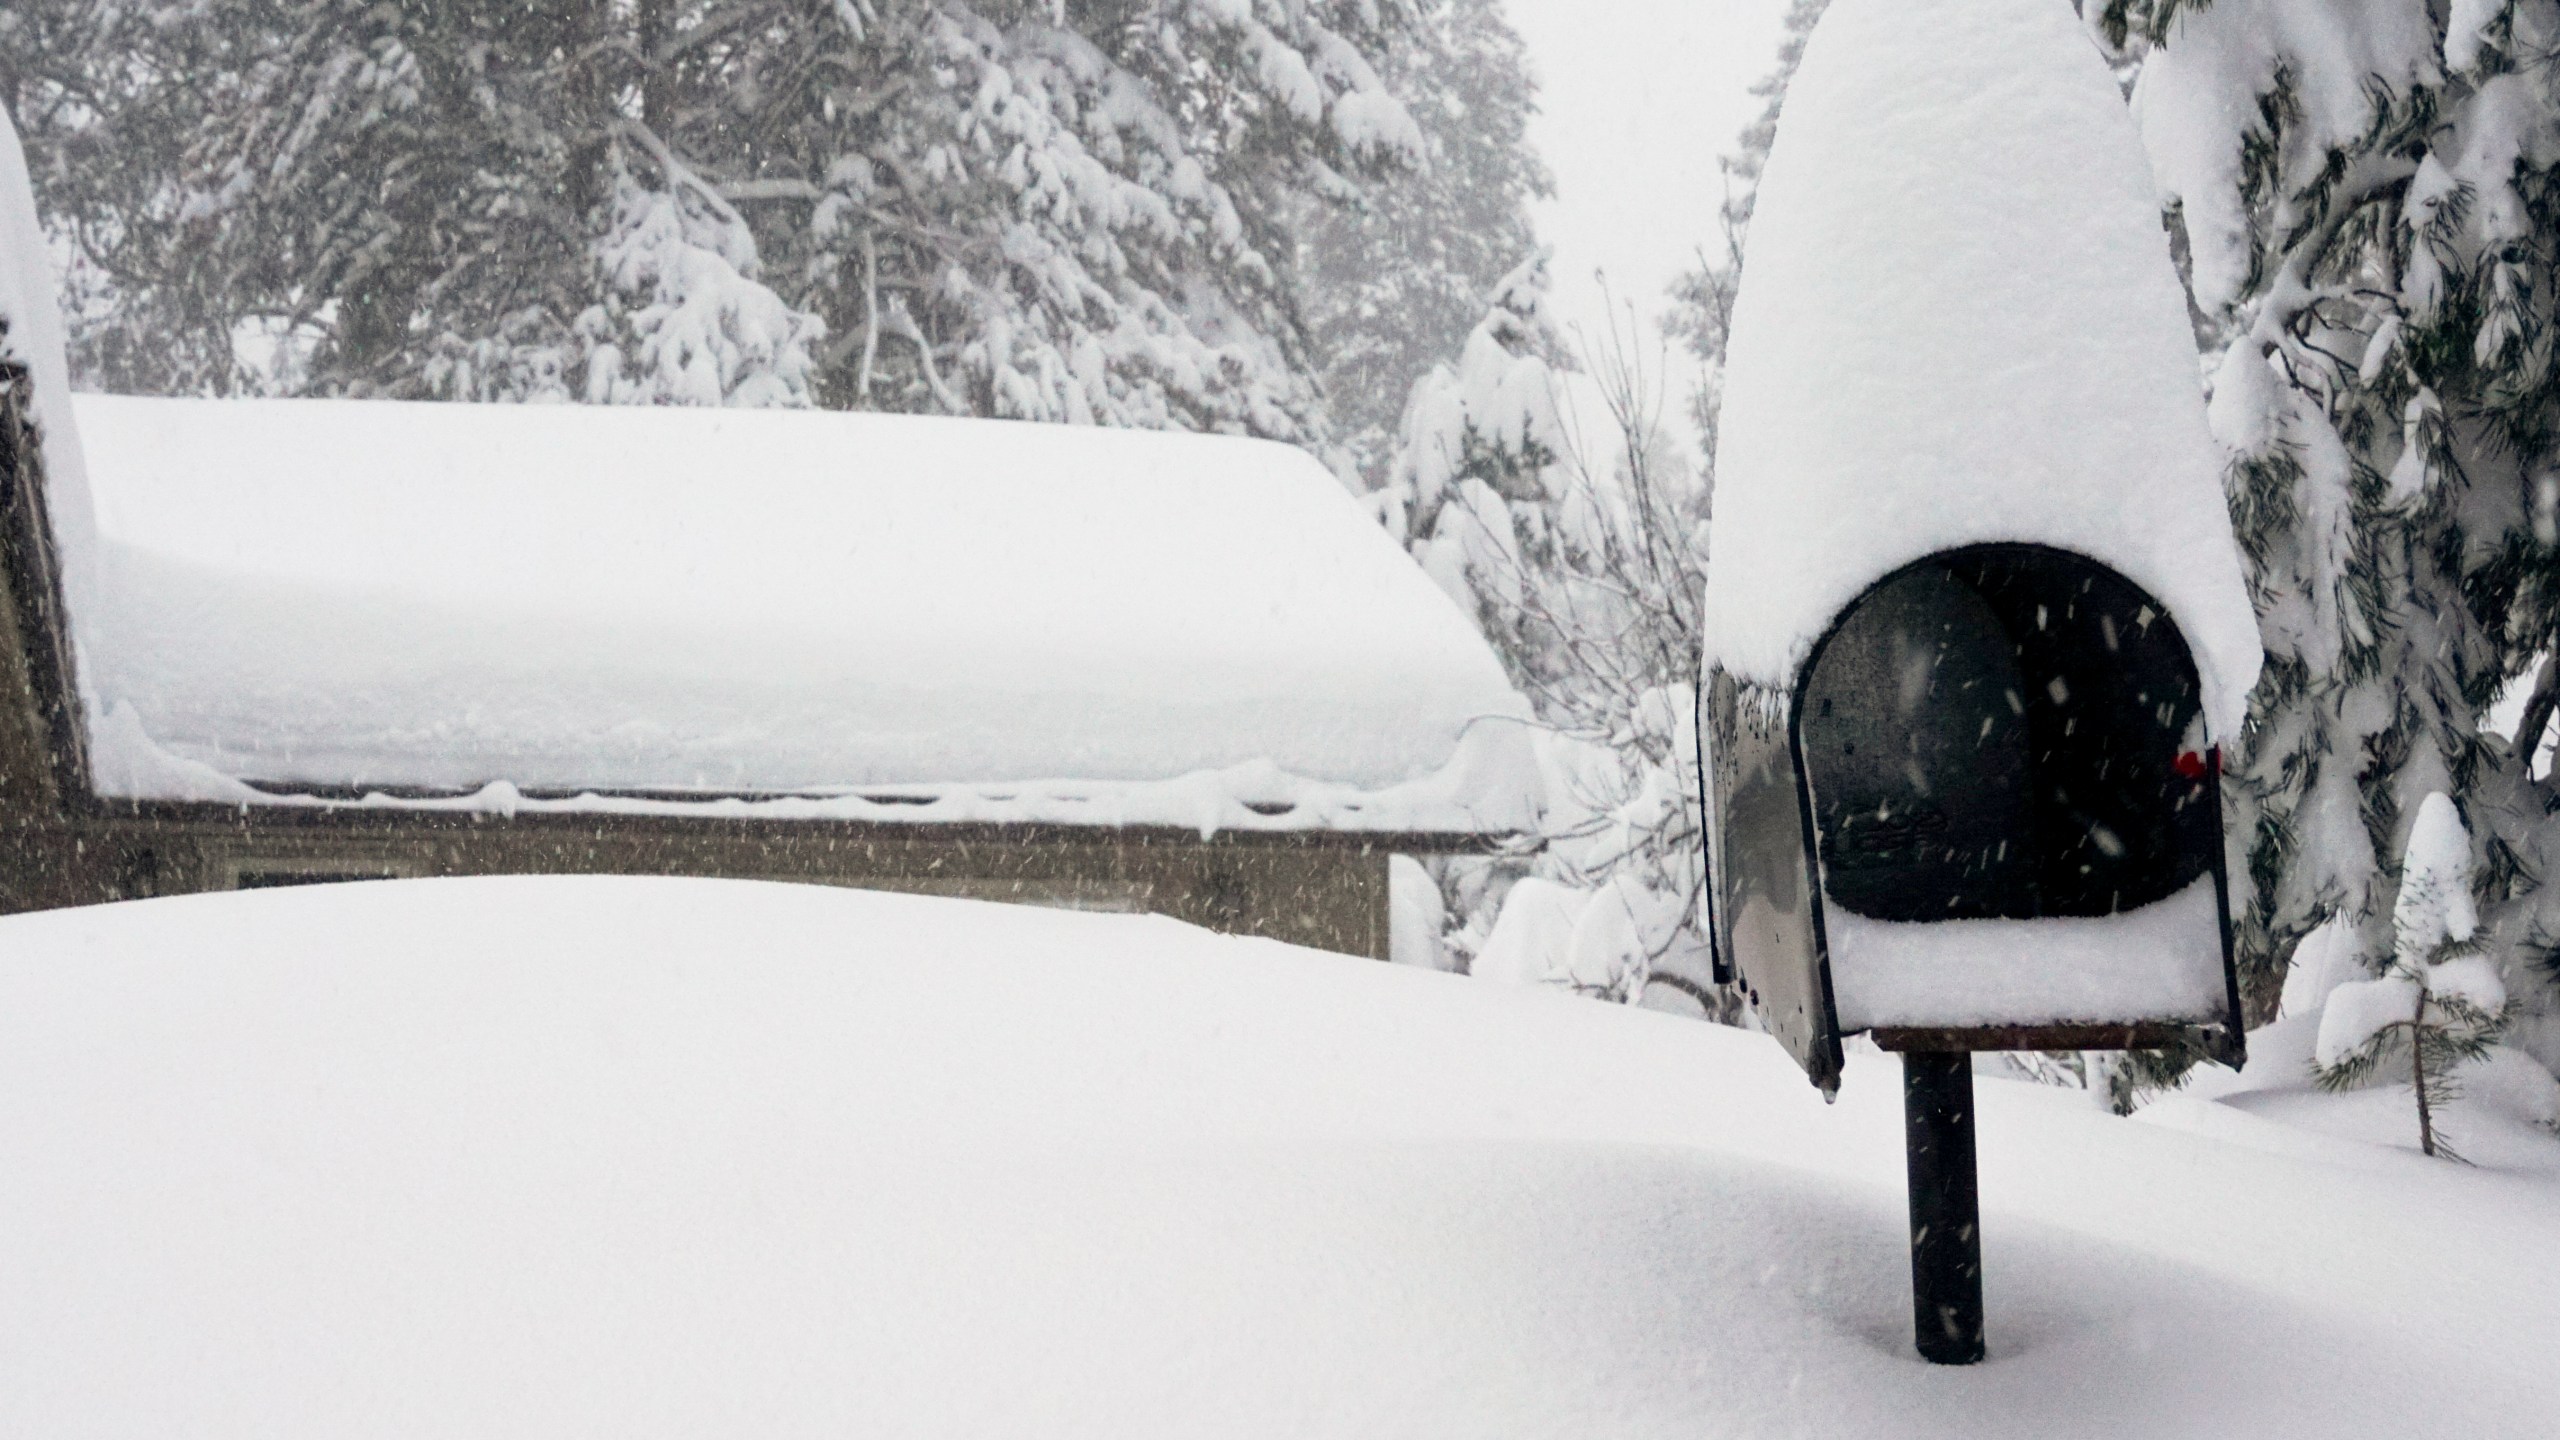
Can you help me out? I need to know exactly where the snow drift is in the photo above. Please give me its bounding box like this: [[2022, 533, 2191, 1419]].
[[1, 875, 2556, 1438]]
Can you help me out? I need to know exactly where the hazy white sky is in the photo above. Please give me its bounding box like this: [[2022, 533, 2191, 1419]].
[[1503, 0, 1795, 460]]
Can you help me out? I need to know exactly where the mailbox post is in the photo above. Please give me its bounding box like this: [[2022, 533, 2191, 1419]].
[[1902, 1051, 1981, 1365], [1704, 545, 2246, 1363]]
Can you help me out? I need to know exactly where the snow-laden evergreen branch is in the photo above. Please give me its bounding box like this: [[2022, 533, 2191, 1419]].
[[3, 0, 1452, 436]]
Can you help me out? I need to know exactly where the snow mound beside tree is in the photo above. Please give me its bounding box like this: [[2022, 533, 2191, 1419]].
[[1705, 0, 2259, 738], [2, 875, 2556, 1438]]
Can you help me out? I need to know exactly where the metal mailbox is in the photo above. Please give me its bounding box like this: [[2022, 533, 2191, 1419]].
[[1701, 542, 2248, 1365], [1704, 542, 2245, 1095]]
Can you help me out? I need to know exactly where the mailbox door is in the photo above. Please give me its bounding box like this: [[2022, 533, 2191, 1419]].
[[1797, 562, 2038, 921], [1788, 543, 2245, 1053], [1798, 545, 2221, 923], [1704, 666, 1845, 1094]]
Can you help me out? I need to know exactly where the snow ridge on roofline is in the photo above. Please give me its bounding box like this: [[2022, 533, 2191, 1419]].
[[0, 104, 102, 653], [1702, 0, 2260, 738], [68, 394, 1538, 834]]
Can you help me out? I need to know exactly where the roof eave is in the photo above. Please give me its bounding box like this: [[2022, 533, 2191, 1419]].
[[67, 793, 1528, 855]]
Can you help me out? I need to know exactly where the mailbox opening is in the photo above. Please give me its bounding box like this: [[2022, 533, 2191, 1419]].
[[1797, 543, 2217, 926]]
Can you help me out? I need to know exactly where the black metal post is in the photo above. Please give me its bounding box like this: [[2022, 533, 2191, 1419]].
[[1902, 1050, 1984, 1365]]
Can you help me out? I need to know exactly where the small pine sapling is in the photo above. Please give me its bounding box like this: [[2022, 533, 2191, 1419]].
[[2314, 794, 2512, 1159]]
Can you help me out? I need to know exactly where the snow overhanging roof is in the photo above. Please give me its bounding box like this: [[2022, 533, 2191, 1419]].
[[0, 106, 96, 642], [1701, 0, 2261, 739], [50, 394, 1536, 838]]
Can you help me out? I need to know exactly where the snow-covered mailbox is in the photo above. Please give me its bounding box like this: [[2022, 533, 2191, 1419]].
[[1698, 0, 2263, 1363], [1705, 544, 2249, 1081], [0, 109, 1530, 953]]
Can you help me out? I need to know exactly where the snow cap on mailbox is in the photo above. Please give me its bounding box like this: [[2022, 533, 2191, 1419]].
[[1699, 0, 2257, 1094]]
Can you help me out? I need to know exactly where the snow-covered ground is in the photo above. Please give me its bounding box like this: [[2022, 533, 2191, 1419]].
[[3, 875, 2554, 1438]]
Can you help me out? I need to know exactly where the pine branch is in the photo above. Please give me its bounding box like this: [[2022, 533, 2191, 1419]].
[[2513, 652, 2559, 779]]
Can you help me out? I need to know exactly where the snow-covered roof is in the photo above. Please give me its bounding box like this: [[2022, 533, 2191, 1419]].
[[1702, 0, 2261, 739], [59, 394, 1535, 835]]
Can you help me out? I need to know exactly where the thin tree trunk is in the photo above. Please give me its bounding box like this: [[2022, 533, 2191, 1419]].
[[858, 231, 880, 403], [2411, 982, 2436, 1157], [634, 0, 673, 133], [888, 300, 962, 414]]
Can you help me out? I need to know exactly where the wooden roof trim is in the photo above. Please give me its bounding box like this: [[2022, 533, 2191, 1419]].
[[74, 794, 1524, 855], [0, 356, 91, 811]]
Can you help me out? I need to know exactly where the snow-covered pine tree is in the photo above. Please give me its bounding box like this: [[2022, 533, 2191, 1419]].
[[1384, 251, 1717, 1006], [1388, 250, 1570, 680], [2094, 3, 2560, 1087], [724, 0, 1424, 435], [0, 1, 282, 395], [577, 141, 824, 408], [4, 1, 1425, 434], [0, 2, 811, 404], [2315, 791, 2510, 1157], [1295, 0, 1554, 483]]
